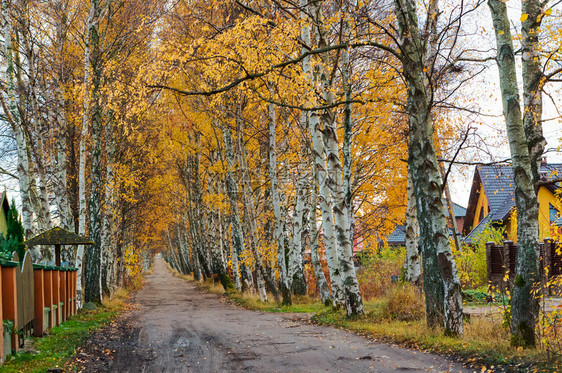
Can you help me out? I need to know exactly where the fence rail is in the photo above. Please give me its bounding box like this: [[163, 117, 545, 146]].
[[486, 239, 562, 287]]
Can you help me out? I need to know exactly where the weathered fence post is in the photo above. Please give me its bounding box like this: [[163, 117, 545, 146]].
[[72, 270, 77, 315], [1, 261, 18, 352], [503, 241, 512, 278], [59, 269, 67, 323], [33, 264, 45, 337], [52, 268, 60, 326], [486, 242, 494, 285], [43, 268, 54, 329], [543, 239, 552, 276]]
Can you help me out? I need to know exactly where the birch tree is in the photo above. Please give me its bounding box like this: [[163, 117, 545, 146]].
[[487, 0, 549, 347], [393, 0, 463, 336]]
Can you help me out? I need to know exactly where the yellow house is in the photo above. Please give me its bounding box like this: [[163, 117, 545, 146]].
[[463, 163, 562, 243], [0, 189, 9, 237]]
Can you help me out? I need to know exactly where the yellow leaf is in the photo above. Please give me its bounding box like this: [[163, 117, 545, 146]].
[[498, 30, 505, 35], [521, 13, 528, 22], [545, 8, 553, 16]]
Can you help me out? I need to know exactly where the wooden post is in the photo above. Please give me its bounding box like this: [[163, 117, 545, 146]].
[[52, 268, 60, 326], [33, 266, 45, 337], [486, 242, 493, 285], [55, 244, 61, 267], [544, 239, 553, 278], [43, 269, 53, 329], [72, 270, 77, 315], [503, 241, 512, 276], [59, 270, 67, 323], [1, 263, 18, 353]]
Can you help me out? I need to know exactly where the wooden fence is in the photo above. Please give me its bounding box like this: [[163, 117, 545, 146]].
[[0, 256, 78, 364], [486, 239, 562, 287]]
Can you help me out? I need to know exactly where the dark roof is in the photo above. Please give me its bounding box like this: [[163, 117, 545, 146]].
[[464, 163, 562, 241], [386, 225, 406, 246], [23, 227, 94, 246], [446, 202, 467, 218]]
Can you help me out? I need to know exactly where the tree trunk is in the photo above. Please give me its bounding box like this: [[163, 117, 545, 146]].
[[404, 166, 421, 286], [488, 0, 540, 347], [1, 0, 39, 262], [223, 127, 253, 292], [84, 0, 103, 304], [237, 124, 279, 302], [302, 0, 345, 309], [289, 170, 308, 296], [268, 101, 292, 304], [76, 3, 96, 307], [310, 171, 331, 304], [394, 0, 463, 336]]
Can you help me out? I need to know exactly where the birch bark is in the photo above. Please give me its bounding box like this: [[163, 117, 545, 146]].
[[309, 171, 331, 303], [302, 0, 345, 308], [84, 0, 103, 304], [268, 101, 292, 304], [309, 0, 363, 316], [223, 127, 253, 292], [404, 167, 421, 286], [289, 170, 308, 296], [237, 125, 278, 301], [488, 0, 541, 347], [394, 0, 463, 336], [1, 0, 41, 261], [76, 3, 96, 306]]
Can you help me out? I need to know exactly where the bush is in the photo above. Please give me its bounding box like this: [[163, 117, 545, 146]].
[[454, 223, 505, 289], [356, 246, 405, 300], [382, 284, 425, 321]]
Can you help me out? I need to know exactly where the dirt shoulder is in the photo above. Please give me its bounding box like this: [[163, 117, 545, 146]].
[[69, 259, 471, 372]]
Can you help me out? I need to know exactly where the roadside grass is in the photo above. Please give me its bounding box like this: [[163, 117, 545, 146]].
[[0, 288, 132, 373], [166, 263, 560, 371]]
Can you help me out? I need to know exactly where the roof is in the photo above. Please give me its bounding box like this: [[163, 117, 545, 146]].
[[463, 163, 562, 241], [23, 227, 94, 246], [386, 225, 406, 246], [446, 202, 467, 218]]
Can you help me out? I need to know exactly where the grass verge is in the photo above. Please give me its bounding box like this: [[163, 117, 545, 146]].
[[0, 287, 132, 373]]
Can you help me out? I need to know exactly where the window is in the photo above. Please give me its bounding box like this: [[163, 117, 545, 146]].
[[549, 203, 558, 223], [478, 205, 486, 223]]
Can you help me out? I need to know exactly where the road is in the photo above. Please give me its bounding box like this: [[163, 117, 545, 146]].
[[73, 259, 472, 372]]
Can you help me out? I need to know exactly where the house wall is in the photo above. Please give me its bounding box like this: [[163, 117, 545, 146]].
[[500, 186, 560, 243], [0, 210, 7, 238], [505, 213, 516, 242], [538, 187, 561, 240], [472, 185, 490, 229]]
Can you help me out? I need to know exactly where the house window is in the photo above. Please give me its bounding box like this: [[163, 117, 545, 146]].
[[478, 206, 486, 223], [549, 203, 558, 223]]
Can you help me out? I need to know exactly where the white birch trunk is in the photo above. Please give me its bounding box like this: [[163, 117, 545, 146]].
[[237, 126, 277, 301], [301, 0, 345, 308], [1, 0, 41, 261], [288, 171, 307, 295], [309, 172, 331, 303], [309, 0, 363, 316], [268, 100, 292, 304], [404, 167, 421, 286], [488, 0, 542, 347], [76, 4, 95, 307]]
